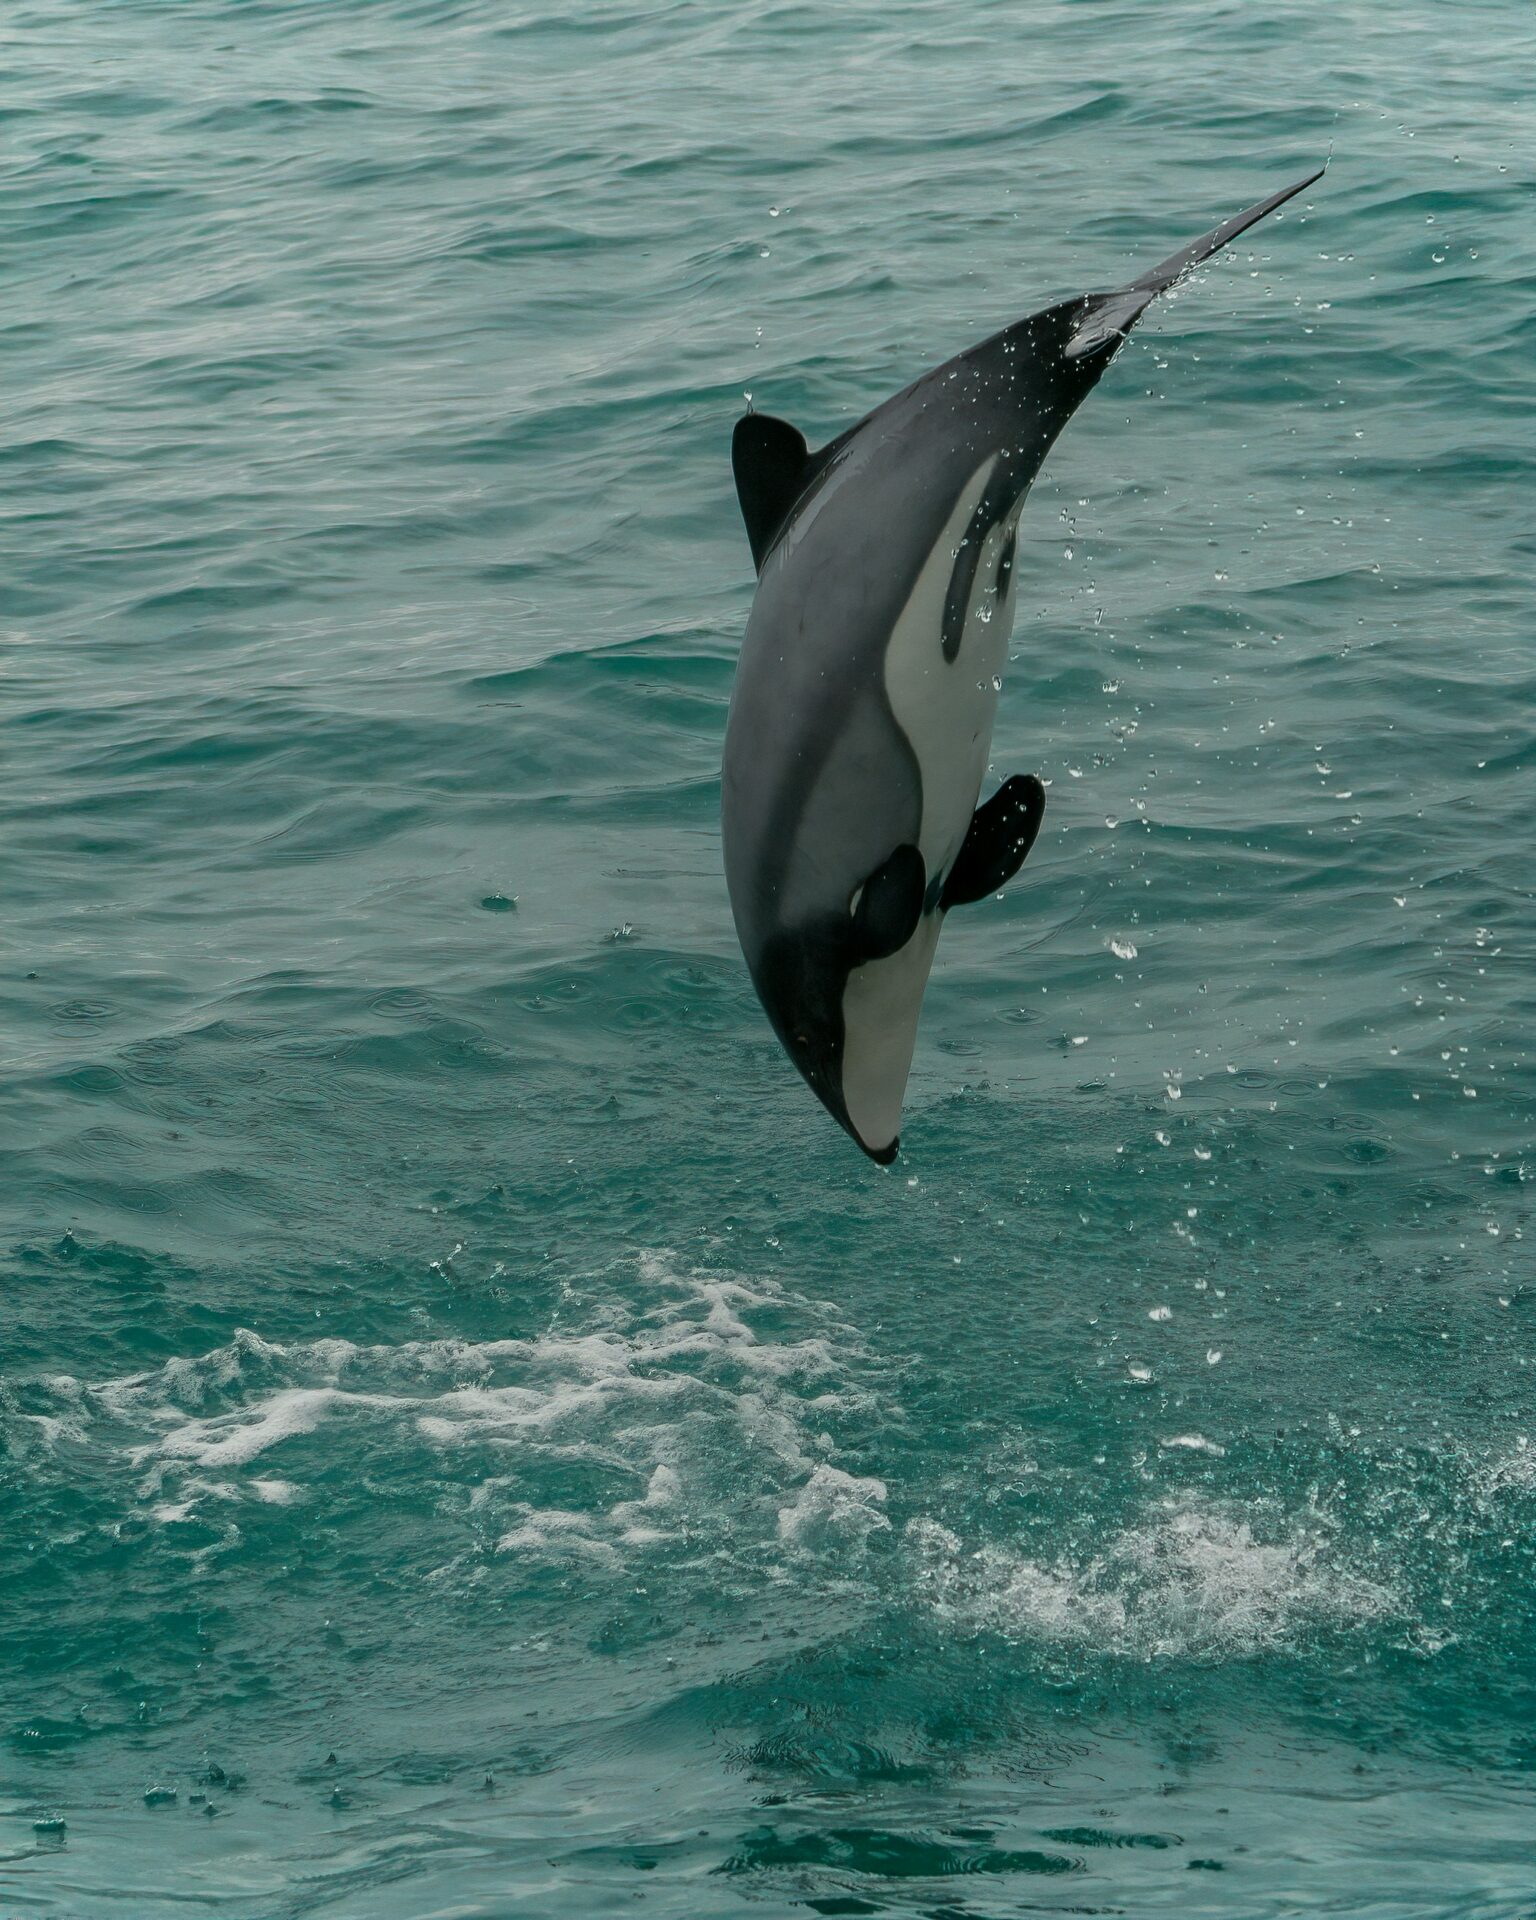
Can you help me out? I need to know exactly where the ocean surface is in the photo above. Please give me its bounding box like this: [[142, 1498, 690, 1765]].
[[2, 2, 1533, 1915]]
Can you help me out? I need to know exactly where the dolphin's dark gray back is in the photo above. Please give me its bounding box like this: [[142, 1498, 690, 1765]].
[[723, 300, 1109, 955]]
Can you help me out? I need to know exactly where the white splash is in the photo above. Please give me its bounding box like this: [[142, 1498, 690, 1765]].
[[40, 1251, 881, 1578], [778, 1465, 889, 1552], [907, 1496, 1392, 1658]]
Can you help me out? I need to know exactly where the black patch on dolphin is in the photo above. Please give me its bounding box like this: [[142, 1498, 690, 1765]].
[[852, 843, 926, 961], [940, 468, 1020, 663], [995, 522, 1017, 595]]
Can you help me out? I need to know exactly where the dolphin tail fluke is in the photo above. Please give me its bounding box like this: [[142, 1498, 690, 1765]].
[[1065, 164, 1326, 360]]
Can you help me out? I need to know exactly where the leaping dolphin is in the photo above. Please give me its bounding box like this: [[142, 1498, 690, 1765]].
[[722, 168, 1324, 1162]]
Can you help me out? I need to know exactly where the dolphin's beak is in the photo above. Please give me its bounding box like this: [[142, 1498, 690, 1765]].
[[760, 989, 899, 1165]]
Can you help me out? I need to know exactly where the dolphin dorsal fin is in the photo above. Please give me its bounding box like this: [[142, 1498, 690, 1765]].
[[732, 412, 822, 572]]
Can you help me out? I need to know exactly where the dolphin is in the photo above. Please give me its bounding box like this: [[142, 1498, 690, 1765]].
[[721, 168, 1323, 1162]]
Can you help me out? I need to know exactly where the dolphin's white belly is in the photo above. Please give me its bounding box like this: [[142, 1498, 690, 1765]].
[[884, 457, 1021, 874], [840, 458, 1024, 1148]]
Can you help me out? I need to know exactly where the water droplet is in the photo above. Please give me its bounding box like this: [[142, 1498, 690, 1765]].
[[1206, 1348, 1223, 1366], [1148, 1305, 1172, 1322], [1109, 938, 1138, 961]]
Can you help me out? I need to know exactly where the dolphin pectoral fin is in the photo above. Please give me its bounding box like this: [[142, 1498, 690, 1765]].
[[852, 843, 926, 960], [941, 775, 1046, 911], [1066, 164, 1327, 359], [732, 412, 823, 571]]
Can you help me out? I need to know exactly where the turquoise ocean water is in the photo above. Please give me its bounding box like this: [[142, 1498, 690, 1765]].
[[3, 2, 1533, 1913]]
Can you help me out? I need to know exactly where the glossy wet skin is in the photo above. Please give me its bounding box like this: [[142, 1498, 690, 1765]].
[[721, 302, 1109, 1158]]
